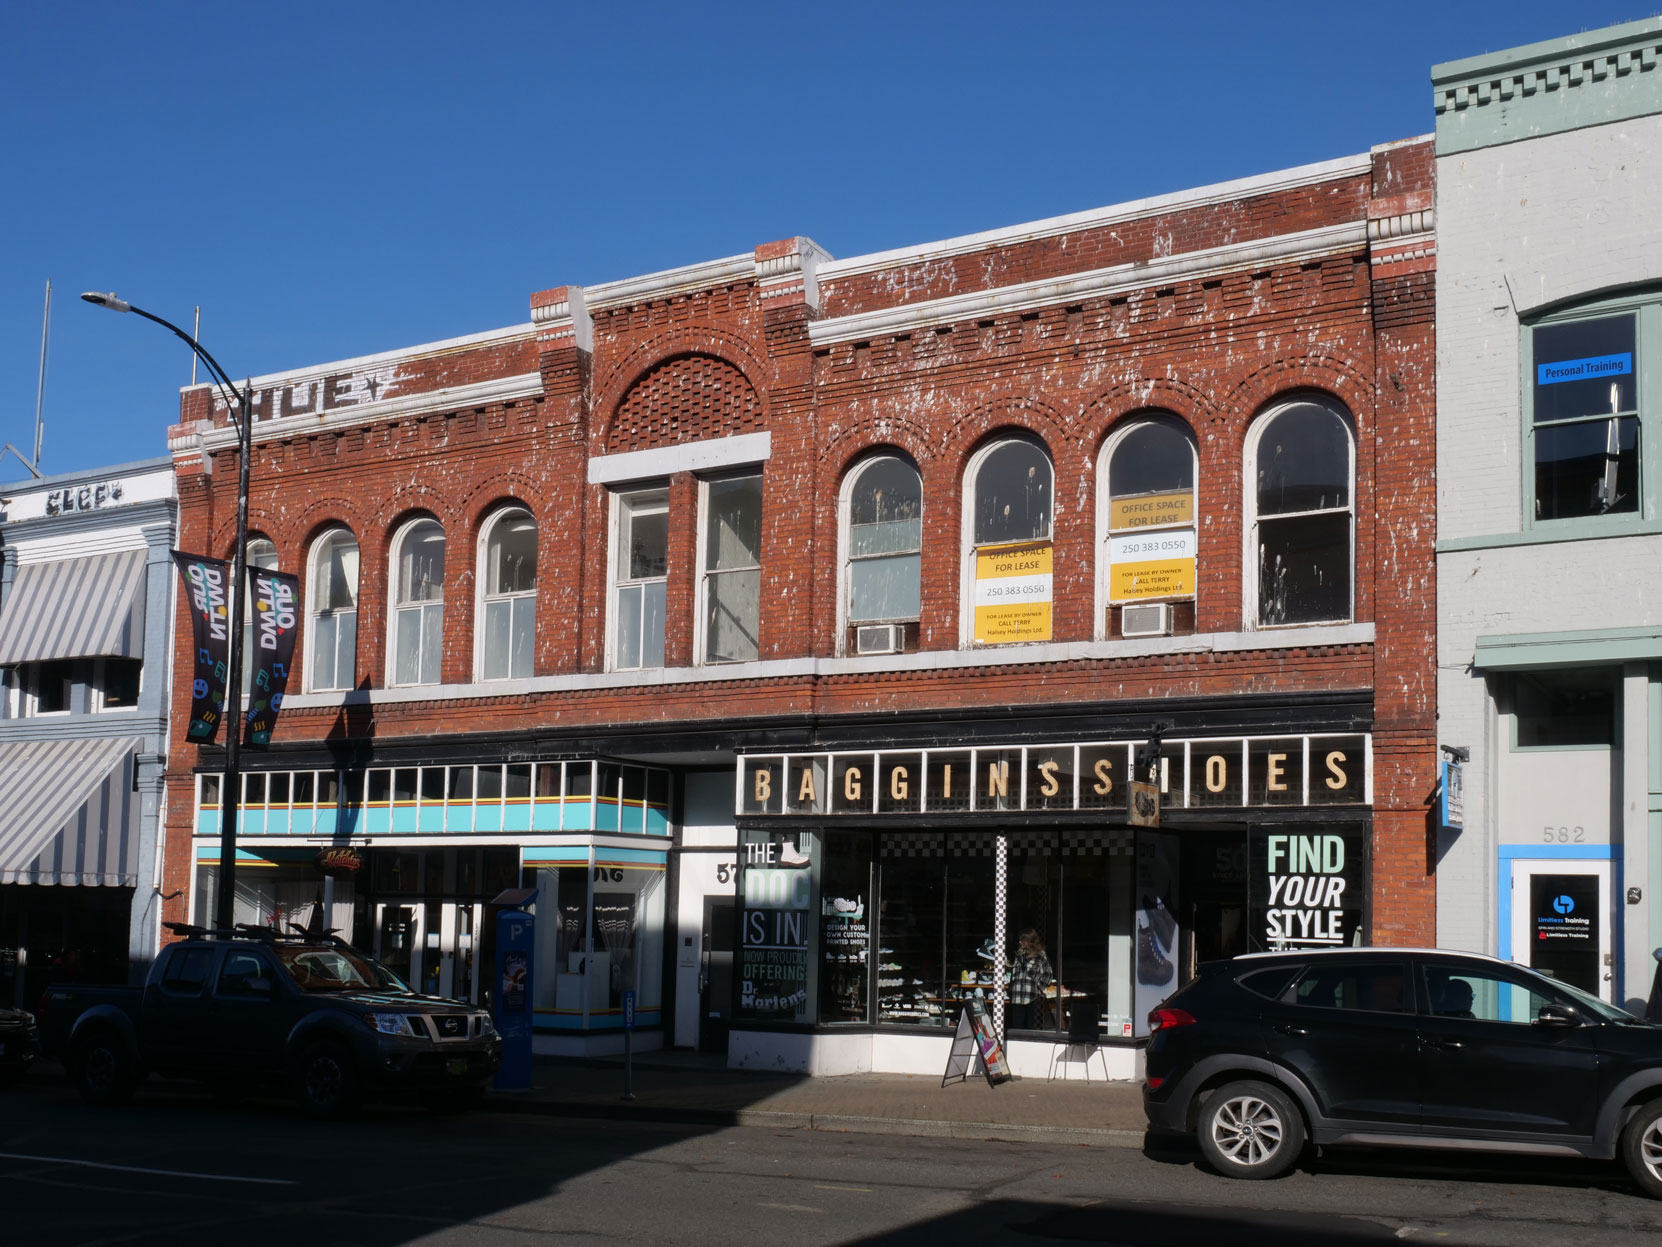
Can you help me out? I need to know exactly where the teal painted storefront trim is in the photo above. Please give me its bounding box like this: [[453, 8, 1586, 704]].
[[1496, 842, 1619, 964], [1433, 18, 1662, 156], [1474, 625, 1662, 671]]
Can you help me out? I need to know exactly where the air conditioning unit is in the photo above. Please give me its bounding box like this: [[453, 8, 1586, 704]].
[[855, 623, 905, 655], [1121, 602, 1174, 639]]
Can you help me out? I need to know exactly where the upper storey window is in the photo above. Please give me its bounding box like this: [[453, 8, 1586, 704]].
[[1101, 417, 1197, 637], [391, 518, 445, 686], [1529, 308, 1640, 524], [479, 508, 536, 681], [842, 454, 922, 654], [966, 437, 1053, 645], [699, 473, 762, 664], [307, 528, 358, 692], [240, 537, 279, 689], [610, 486, 668, 671], [1248, 397, 1354, 628]]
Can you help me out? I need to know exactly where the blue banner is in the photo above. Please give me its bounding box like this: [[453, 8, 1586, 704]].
[[1537, 352, 1632, 386]]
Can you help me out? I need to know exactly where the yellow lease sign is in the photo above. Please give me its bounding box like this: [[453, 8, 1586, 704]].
[[1109, 529, 1196, 601], [1110, 490, 1194, 531], [973, 541, 1052, 643]]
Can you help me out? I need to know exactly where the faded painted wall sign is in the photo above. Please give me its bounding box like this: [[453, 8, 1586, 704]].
[[213, 363, 408, 425], [972, 540, 1052, 643]]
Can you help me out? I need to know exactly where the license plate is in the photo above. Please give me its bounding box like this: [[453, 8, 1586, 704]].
[[446, 1058, 467, 1076]]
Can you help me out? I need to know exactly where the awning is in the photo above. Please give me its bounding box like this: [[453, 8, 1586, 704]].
[[0, 550, 147, 664], [0, 736, 142, 886]]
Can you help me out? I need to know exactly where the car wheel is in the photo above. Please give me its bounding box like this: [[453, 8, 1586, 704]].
[[72, 1031, 135, 1106], [293, 1042, 359, 1120], [1196, 1080, 1305, 1179], [1621, 1099, 1662, 1199]]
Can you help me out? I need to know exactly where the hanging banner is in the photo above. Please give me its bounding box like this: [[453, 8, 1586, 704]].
[[172, 552, 232, 742], [244, 567, 300, 748]]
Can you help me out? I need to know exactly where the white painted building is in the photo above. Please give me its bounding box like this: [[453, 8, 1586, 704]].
[[1435, 18, 1662, 1012]]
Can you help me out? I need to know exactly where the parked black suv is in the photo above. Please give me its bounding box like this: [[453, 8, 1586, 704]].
[[1143, 948, 1662, 1197], [40, 924, 501, 1116]]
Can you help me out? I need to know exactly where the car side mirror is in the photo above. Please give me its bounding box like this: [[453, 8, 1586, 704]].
[[245, 976, 275, 996], [1535, 1003, 1581, 1028]]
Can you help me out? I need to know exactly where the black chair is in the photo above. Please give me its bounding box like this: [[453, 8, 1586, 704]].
[[1048, 995, 1108, 1082]]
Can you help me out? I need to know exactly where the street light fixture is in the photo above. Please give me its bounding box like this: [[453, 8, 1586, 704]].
[[82, 292, 253, 934]]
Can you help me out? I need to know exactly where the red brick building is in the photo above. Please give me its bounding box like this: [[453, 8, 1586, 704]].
[[162, 136, 1436, 1076]]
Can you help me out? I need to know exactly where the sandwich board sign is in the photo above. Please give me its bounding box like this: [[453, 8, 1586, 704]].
[[941, 998, 1012, 1088]]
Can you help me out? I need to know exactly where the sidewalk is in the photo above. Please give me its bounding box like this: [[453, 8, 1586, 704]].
[[484, 1051, 1149, 1148]]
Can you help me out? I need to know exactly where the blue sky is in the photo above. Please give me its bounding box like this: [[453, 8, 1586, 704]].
[[1, 2, 1652, 477]]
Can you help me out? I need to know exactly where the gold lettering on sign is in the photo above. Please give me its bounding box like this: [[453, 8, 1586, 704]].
[[1266, 753, 1287, 792], [1038, 760, 1060, 797], [1093, 758, 1113, 794], [1206, 755, 1228, 793], [844, 767, 863, 802], [986, 761, 1008, 800], [941, 764, 953, 797], [754, 769, 772, 804], [890, 766, 909, 801], [1325, 752, 1348, 790], [797, 769, 816, 805]]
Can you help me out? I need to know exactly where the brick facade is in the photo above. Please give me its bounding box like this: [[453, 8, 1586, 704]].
[[160, 141, 1438, 950]]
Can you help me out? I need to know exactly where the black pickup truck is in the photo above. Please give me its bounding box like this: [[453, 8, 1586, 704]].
[[39, 924, 501, 1117]]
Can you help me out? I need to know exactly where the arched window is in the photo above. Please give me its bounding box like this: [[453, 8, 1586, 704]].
[[306, 528, 358, 691], [964, 437, 1053, 644], [240, 537, 279, 689], [478, 508, 536, 680], [841, 454, 922, 653], [1100, 417, 1197, 637], [1247, 397, 1355, 627], [390, 518, 445, 685]]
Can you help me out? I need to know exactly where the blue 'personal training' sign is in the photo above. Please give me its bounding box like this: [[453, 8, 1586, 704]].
[[1537, 352, 1632, 386]]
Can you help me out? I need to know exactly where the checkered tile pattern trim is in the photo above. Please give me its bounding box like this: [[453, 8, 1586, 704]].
[[1062, 829, 1134, 856]]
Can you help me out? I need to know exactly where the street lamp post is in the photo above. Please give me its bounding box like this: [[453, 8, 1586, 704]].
[[83, 292, 253, 934]]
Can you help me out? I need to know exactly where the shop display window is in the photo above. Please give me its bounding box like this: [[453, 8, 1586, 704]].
[[736, 829, 818, 1023], [530, 860, 666, 1028], [819, 832, 872, 1023], [875, 832, 945, 1025]]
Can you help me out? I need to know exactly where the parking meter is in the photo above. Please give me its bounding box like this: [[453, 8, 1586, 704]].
[[493, 892, 536, 1090]]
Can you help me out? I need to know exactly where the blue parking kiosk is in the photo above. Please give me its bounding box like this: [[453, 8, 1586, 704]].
[[491, 887, 537, 1090]]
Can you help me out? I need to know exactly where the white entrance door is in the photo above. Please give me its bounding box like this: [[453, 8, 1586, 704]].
[[1509, 858, 1614, 1002]]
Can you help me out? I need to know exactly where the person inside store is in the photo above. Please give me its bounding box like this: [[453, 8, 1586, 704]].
[[1008, 927, 1055, 1030]]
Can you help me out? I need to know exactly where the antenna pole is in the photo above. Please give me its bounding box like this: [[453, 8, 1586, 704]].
[[33, 280, 50, 468]]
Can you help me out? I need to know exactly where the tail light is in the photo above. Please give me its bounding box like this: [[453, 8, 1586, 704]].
[[1148, 1007, 1196, 1032]]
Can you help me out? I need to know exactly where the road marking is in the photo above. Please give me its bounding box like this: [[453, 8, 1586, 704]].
[[813, 1184, 871, 1192], [0, 1152, 296, 1186], [756, 1202, 822, 1213]]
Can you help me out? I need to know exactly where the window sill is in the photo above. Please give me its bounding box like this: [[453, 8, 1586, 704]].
[[1439, 515, 1662, 553], [280, 622, 1376, 710]]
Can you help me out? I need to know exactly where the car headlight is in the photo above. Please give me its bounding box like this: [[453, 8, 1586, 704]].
[[367, 1013, 415, 1035], [473, 1012, 496, 1037]]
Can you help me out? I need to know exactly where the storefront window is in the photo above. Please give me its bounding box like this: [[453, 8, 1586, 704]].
[[737, 829, 817, 1023], [819, 832, 872, 1023], [876, 832, 944, 1025], [530, 860, 665, 1029]]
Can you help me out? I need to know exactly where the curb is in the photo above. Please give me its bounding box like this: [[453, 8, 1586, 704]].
[[480, 1095, 1145, 1148]]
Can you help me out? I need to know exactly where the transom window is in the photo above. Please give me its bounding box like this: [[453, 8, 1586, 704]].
[[611, 486, 668, 671], [842, 454, 922, 651], [391, 518, 445, 686], [1247, 397, 1354, 628], [700, 473, 762, 664], [479, 508, 536, 681], [307, 528, 358, 692]]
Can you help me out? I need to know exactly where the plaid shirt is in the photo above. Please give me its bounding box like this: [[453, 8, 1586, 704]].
[[1009, 949, 1053, 1006]]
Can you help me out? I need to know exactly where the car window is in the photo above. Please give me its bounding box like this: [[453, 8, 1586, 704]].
[[217, 950, 274, 996], [159, 946, 213, 993], [1421, 964, 1576, 1025], [1290, 962, 1407, 1013], [1238, 966, 1301, 1000]]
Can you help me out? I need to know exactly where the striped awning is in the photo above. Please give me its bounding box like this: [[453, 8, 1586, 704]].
[[0, 550, 147, 664], [0, 736, 142, 886]]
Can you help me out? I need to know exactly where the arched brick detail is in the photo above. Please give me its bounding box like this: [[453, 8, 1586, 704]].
[[1219, 355, 1375, 451], [938, 394, 1071, 472], [1079, 377, 1217, 458], [605, 352, 762, 453], [594, 324, 771, 442]]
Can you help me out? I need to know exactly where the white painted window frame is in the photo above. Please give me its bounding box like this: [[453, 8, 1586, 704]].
[[694, 469, 764, 667], [304, 526, 360, 693], [386, 515, 446, 688], [91, 657, 142, 713], [1242, 395, 1356, 630], [1094, 416, 1199, 640], [836, 452, 924, 656], [606, 483, 670, 673], [473, 505, 538, 682], [958, 435, 1055, 648]]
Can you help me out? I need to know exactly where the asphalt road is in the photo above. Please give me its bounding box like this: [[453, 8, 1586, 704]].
[[5, 1074, 1662, 1246]]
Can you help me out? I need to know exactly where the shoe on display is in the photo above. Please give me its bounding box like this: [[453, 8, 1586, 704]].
[[1142, 893, 1177, 953], [1136, 916, 1174, 986], [975, 937, 997, 962], [777, 840, 811, 867]]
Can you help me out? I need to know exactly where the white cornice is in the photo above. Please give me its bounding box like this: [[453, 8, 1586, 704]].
[[808, 221, 1370, 347], [170, 372, 545, 455], [818, 153, 1373, 281], [583, 255, 757, 312]]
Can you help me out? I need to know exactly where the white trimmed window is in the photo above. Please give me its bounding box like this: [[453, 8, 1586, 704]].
[[962, 436, 1054, 645], [390, 517, 445, 686], [698, 472, 762, 664], [1246, 396, 1355, 627], [839, 453, 922, 654], [1098, 416, 1197, 638], [240, 537, 279, 689], [610, 486, 668, 671], [478, 507, 536, 681], [306, 528, 359, 692]]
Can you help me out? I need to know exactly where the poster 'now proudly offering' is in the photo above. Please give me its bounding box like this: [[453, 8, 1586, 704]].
[[973, 540, 1052, 643]]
